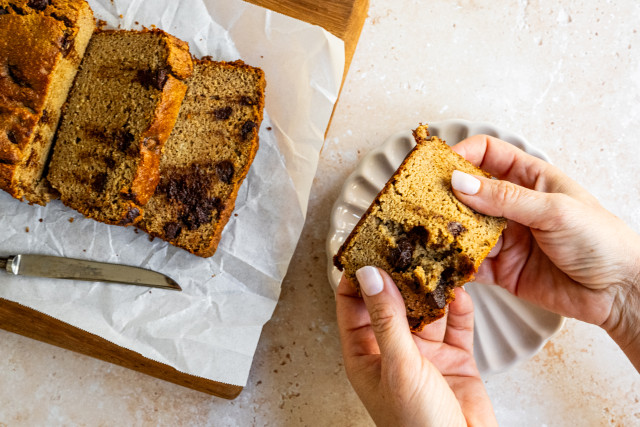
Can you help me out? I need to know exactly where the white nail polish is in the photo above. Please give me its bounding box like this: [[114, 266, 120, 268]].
[[452, 170, 481, 195], [356, 266, 384, 296]]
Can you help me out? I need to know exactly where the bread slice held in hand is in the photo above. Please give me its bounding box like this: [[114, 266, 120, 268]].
[[47, 29, 193, 225], [0, 0, 95, 205], [139, 59, 266, 258], [334, 124, 506, 331]]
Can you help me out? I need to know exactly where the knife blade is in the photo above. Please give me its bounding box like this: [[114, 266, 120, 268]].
[[0, 254, 181, 291]]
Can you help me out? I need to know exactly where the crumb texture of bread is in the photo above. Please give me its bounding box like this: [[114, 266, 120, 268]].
[[0, 0, 94, 204], [47, 29, 193, 225], [334, 124, 507, 331], [139, 59, 266, 257]]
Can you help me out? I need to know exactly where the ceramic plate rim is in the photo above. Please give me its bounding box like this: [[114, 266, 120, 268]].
[[325, 118, 565, 375]]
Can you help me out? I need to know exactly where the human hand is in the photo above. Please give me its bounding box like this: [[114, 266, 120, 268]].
[[336, 267, 497, 427], [450, 135, 640, 369]]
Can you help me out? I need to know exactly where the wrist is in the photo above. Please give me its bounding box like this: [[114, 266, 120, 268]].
[[604, 241, 640, 371]]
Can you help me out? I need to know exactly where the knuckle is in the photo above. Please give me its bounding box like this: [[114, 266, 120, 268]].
[[368, 302, 398, 334], [479, 134, 493, 142], [545, 192, 566, 211], [492, 179, 522, 206], [543, 193, 575, 229]]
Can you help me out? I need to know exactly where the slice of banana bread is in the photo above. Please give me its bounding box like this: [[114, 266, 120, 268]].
[[0, 0, 94, 205], [47, 29, 193, 226], [139, 59, 265, 257], [334, 124, 506, 331]]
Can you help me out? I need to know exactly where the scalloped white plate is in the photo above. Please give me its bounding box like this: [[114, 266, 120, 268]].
[[326, 119, 565, 375]]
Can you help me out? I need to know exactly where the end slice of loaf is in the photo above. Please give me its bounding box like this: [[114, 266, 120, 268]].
[[0, 0, 94, 205], [139, 59, 266, 257], [334, 124, 507, 331], [47, 29, 193, 225]]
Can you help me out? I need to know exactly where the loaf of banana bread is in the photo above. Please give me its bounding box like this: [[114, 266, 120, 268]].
[[0, 0, 94, 204], [140, 59, 266, 257], [334, 124, 506, 331], [47, 29, 193, 226]]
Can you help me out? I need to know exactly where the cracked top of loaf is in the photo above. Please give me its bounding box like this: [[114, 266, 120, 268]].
[[0, 0, 94, 203]]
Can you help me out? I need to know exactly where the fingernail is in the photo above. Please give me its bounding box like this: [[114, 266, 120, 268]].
[[356, 266, 384, 296], [452, 170, 481, 195]]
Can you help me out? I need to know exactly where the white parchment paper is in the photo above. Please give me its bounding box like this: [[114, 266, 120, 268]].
[[0, 0, 345, 387]]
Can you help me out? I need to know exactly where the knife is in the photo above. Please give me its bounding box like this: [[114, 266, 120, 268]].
[[0, 254, 181, 291]]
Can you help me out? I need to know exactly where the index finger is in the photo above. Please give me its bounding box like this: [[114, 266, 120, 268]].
[[450, 134, 553, 190], [452, 134, 599, 203]]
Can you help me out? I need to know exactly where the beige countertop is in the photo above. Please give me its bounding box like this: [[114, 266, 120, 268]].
[[1, 0, 639, 425]]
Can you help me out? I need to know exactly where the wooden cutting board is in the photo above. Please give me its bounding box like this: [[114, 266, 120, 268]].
[[0, 0, 369, 400]]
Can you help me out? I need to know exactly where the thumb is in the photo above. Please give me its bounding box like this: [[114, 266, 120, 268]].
[[451, 170, 562, 230], [356, 267, 419, 363]]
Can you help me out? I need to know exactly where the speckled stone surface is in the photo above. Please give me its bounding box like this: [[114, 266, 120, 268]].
[[1, 1, 639, 425]]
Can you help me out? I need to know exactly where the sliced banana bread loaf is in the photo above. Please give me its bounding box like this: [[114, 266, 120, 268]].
[[334, 124, 506, 331], [47, 29, 193, 225], [139, 59, 265, 257], [0, 0, 94, 204]]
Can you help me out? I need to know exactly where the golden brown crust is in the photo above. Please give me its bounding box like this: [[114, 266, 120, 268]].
[[0, 0, 93, 26], [0, 14, 61, 112], [0, 13, 63, 191], [0, 106, 36, 164], [0, 0, 94, 203], [130, 75, 188, 206], [164, 34, 193, 80]]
